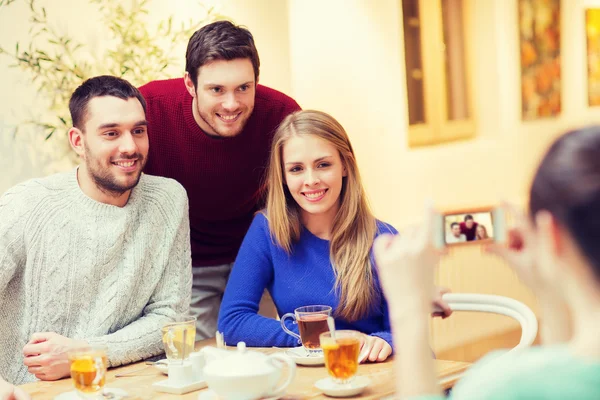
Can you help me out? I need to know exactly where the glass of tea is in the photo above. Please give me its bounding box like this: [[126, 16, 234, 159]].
[[280, 305, 332, 356], [161, 315, 197, 365], [68, 345, 108, 398], [320, 330, 362, 384]]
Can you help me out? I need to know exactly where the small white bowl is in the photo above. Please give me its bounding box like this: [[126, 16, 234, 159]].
[[284, 347, 325, 366], [314, 376, 370, 397], [153, 359, 169, 375]]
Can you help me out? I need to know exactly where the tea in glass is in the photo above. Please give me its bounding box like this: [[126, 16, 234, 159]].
[[297, 314, 329, 349], [320, 330, 362, 383], [280, 305, 332, 356], [161, 315, 196, 364], [69, 346, 108, 398]]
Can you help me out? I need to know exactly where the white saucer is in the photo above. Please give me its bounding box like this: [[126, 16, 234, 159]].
[[197, 389, 282, 400], [54, 388, 129, 399], [284, 347, 325, 366], [152, 377, 207, 394], [314, 376, 370, 397], [153, 359, 169, 375]]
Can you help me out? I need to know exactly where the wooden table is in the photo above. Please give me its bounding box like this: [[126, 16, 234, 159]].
[[21, 339, 470, 399]]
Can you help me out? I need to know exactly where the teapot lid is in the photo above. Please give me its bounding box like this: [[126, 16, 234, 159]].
[[204, 342, 275, 377]]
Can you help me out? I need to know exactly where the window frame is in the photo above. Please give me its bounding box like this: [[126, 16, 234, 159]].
[[403, 0, 476, 147]]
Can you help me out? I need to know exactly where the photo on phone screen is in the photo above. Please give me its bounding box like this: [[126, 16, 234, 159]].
[[433, 207, 506, 248]]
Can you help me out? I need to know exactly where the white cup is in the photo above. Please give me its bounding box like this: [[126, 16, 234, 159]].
[[189, 351, 205, 380], [168, 360, 194, 386]]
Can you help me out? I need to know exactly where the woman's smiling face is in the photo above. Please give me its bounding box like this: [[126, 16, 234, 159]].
[[282, 134, 346, 223]]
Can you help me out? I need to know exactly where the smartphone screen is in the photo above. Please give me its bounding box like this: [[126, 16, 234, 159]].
[[433, 208, 506, 248]]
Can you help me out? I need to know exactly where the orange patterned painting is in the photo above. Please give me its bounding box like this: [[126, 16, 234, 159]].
[[587, 9, 600, 107], [518, 0, 561, 120]]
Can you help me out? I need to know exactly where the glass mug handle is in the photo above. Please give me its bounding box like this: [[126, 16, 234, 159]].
[[280, 313, 301, 344], [91, 356, 104, 386], [166, 328, 178, 357]]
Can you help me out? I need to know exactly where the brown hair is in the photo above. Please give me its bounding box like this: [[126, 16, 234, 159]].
[[476, 225, 489, 239], [185, 20, 260, 88], [69, 75, 146, 131], [530, 126, 600, 281]]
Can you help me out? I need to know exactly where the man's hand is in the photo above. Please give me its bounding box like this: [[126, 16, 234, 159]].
[[0, 376, 31, 400], [22, 332, 88, 381]]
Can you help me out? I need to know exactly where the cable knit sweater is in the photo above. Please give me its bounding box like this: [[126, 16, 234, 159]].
[[0, 169, 192, 384]]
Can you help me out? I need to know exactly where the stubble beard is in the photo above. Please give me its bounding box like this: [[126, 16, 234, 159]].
[[197, 105, 253, 138], [84, 147, 145, 198]]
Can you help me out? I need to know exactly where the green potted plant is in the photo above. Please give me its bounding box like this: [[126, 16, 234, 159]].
[[0, 0, 222, 164]]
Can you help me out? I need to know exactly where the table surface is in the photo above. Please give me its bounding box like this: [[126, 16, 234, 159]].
[[20, 339, 470, 399]]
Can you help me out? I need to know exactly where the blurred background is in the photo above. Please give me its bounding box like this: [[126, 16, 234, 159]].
[[2, 0, 600, 362]]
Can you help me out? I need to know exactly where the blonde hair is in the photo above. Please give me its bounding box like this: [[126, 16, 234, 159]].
[[476, 224, 489, 239], [265, 110, 378, 321]]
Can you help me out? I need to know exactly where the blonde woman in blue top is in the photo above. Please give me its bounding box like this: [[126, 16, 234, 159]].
[[218, 110, 452, 362], [374, 126, 600, 399]]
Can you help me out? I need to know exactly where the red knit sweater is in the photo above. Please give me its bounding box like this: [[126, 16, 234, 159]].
[[139, 78, 300, 266]]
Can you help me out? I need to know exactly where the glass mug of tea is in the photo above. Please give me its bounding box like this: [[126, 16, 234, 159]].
[[320, 330, 362, 384], [68, 345, 108, 398], [161, 315, 197, 365], [280, 305, 332, 356]]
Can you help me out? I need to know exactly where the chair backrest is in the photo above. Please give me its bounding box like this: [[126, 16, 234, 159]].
[[442, 293, 538, 351]]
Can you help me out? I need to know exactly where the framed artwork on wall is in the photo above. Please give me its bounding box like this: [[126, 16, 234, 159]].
[[518, 0, 561, 120], [586, 9, 600, 107]]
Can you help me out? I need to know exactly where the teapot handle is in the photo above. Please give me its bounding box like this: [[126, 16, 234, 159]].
[[265, 353, 296, 398]]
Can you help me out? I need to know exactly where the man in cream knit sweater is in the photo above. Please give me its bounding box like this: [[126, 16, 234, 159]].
[[0, 76, 192, 387]]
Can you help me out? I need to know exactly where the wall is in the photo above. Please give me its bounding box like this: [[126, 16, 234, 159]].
[[287, 0, 600, 352], [0, 0, 89, 191]]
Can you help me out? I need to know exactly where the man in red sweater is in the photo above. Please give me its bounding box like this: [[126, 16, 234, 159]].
[[139, 21, 300, 340], [459, 214, 479, 241]]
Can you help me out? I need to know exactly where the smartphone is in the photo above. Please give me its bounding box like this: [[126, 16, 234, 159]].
[[433, 207, 506, 249]]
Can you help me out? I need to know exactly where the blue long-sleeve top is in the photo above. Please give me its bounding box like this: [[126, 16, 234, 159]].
[[218, 212, 397, 349]]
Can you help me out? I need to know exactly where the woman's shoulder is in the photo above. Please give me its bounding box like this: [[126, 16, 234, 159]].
[[452, 346, 600, 400], [375, 220, 398, 236], [249, 211, 270, 232], [253, 210, 269, 223]]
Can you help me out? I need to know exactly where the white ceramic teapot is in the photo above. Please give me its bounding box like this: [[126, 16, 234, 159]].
[[202, 342, 296, 400]]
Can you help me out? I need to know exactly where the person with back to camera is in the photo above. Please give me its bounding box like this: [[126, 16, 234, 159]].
[[0, 377, 30, 400], [374, 126, 600, 399], [218, 110, 452, 362]]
